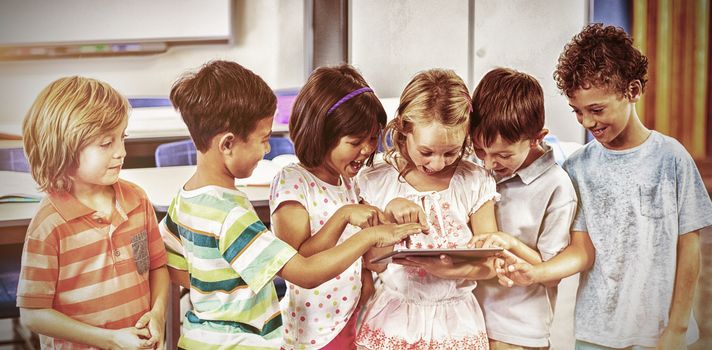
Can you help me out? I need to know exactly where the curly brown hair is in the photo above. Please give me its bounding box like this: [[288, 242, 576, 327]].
[[554, 23, 648, 98]]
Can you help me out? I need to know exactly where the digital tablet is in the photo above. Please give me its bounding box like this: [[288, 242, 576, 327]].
[[369, 247, 503, 264]]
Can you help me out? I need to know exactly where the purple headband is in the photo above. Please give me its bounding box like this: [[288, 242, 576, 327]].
[[326, 87, 373, 115]]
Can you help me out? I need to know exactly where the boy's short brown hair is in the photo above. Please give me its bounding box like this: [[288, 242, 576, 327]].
[[470, 67, 544, 147], [289, 64, 386, 168], [170, 60, 277, 152], [22, 76, 129, 193], [554, 23, 648, 98]]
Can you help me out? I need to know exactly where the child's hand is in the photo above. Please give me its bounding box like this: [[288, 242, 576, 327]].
[[384, 198, 430, 234], [135, 310, 165, 350], [108, 326, 154, 350], [369, 223, 422, 247], [494, 250, 538, 287], [656, 327, 686, 350], [470, 231, 515, 249], [342, 204, 389, 228]]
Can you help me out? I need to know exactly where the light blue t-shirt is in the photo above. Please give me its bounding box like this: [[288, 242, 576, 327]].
[[563, 131, 712, 348]]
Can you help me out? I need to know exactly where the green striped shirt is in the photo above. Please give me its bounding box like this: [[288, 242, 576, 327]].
[[160, 185, 296, 349]]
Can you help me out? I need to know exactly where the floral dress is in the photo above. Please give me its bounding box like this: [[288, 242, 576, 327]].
[[355, 159, 499, 350], [270, 164, 363, 349]]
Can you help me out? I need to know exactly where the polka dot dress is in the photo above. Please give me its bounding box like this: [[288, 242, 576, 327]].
[[270, 164, 363, 349]]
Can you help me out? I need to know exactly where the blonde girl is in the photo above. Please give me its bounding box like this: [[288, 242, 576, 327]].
[[355, 69, 499, 350]]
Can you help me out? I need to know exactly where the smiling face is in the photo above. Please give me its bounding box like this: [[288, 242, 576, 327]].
[[473, 135, 535, 177], [404, 121, 466, 176], [318, 132, 379, 183], [568, 84, 646, 150], [226, 116, 273, 179], [72, 118, 128, 190]]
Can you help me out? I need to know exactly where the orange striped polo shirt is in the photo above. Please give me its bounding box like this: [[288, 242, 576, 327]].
[[17, 179, 167, 349]]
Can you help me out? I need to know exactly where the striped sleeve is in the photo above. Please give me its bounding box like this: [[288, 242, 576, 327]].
[[141, 192, 167, 271], [160, 199, 188, 271], [219, 206, 296, 294], [17, 203, 61, 308]]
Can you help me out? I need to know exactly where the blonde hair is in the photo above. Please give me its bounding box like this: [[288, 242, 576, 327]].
[[383, 68, 471, 177], [22, 76, 130, 193]]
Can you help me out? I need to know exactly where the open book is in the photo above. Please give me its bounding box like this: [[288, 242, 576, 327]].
[[234, 156, 298, 187], [0, 171, 43, 203]]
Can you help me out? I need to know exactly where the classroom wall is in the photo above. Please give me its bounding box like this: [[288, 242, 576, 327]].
[[0, 0, 587, 144], [0, 0, 305, 130], [351, 0, 588, 143]]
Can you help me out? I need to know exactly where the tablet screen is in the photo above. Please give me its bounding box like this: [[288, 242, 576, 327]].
[[369, 247, 503, 264]]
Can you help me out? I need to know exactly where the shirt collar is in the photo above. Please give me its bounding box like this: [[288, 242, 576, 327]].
[[48, 180, 141, 221], [496, 142, 556, 185]]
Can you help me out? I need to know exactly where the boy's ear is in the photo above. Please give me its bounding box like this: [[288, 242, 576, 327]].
[[218, 132, 236, 155], [530, 128, 549, 148], [626, 80, 642, 102]]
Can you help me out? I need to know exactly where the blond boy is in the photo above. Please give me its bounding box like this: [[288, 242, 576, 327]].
[[18, 76, 169, 349]]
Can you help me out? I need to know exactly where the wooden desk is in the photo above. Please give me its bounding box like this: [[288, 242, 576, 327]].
[[0, 167, 272, 349]]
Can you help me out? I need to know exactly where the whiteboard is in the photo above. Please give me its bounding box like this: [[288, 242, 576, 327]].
[[0, 0, 231, 47]]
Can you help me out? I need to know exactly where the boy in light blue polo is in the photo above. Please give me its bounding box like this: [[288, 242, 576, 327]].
[[470, 67, 577, 350]]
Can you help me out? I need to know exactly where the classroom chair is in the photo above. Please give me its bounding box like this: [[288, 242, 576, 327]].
[[0, 148, 30, 172], [155, 137, 295, 166], [0, 244, 37, 348], [265, 136, 295, 161], [154, 139, 197, 167], [0, 148, 35, 347], [377, 132, 393, 153]]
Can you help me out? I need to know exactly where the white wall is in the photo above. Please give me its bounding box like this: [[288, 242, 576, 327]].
[[472, 0, 588, 143], [350, 0, 588, 143], [0, 0, 305, 130], [350, 0, 470, 98], [1, 0, 587, 143]]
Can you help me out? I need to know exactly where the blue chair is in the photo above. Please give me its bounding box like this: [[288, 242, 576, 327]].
[[154, 139, 197, 167], [0, 149, 35, 346], [265, 136, 294, 160], [0, 245, 21, 319], [155, 137, 295, 166], [0, 148, 30, 172], [377, 132, 393, 153], [0, 244, 37, 347]]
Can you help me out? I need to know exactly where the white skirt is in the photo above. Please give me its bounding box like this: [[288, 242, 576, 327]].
[[355, 284, 489, 350]]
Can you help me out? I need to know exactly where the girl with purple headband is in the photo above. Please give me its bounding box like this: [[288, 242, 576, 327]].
[[355, 69, 499, 350], [270, 64, 425, 349]]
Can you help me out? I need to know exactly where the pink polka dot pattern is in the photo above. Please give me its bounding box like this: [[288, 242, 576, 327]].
[[270, 164, 364, 349]]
